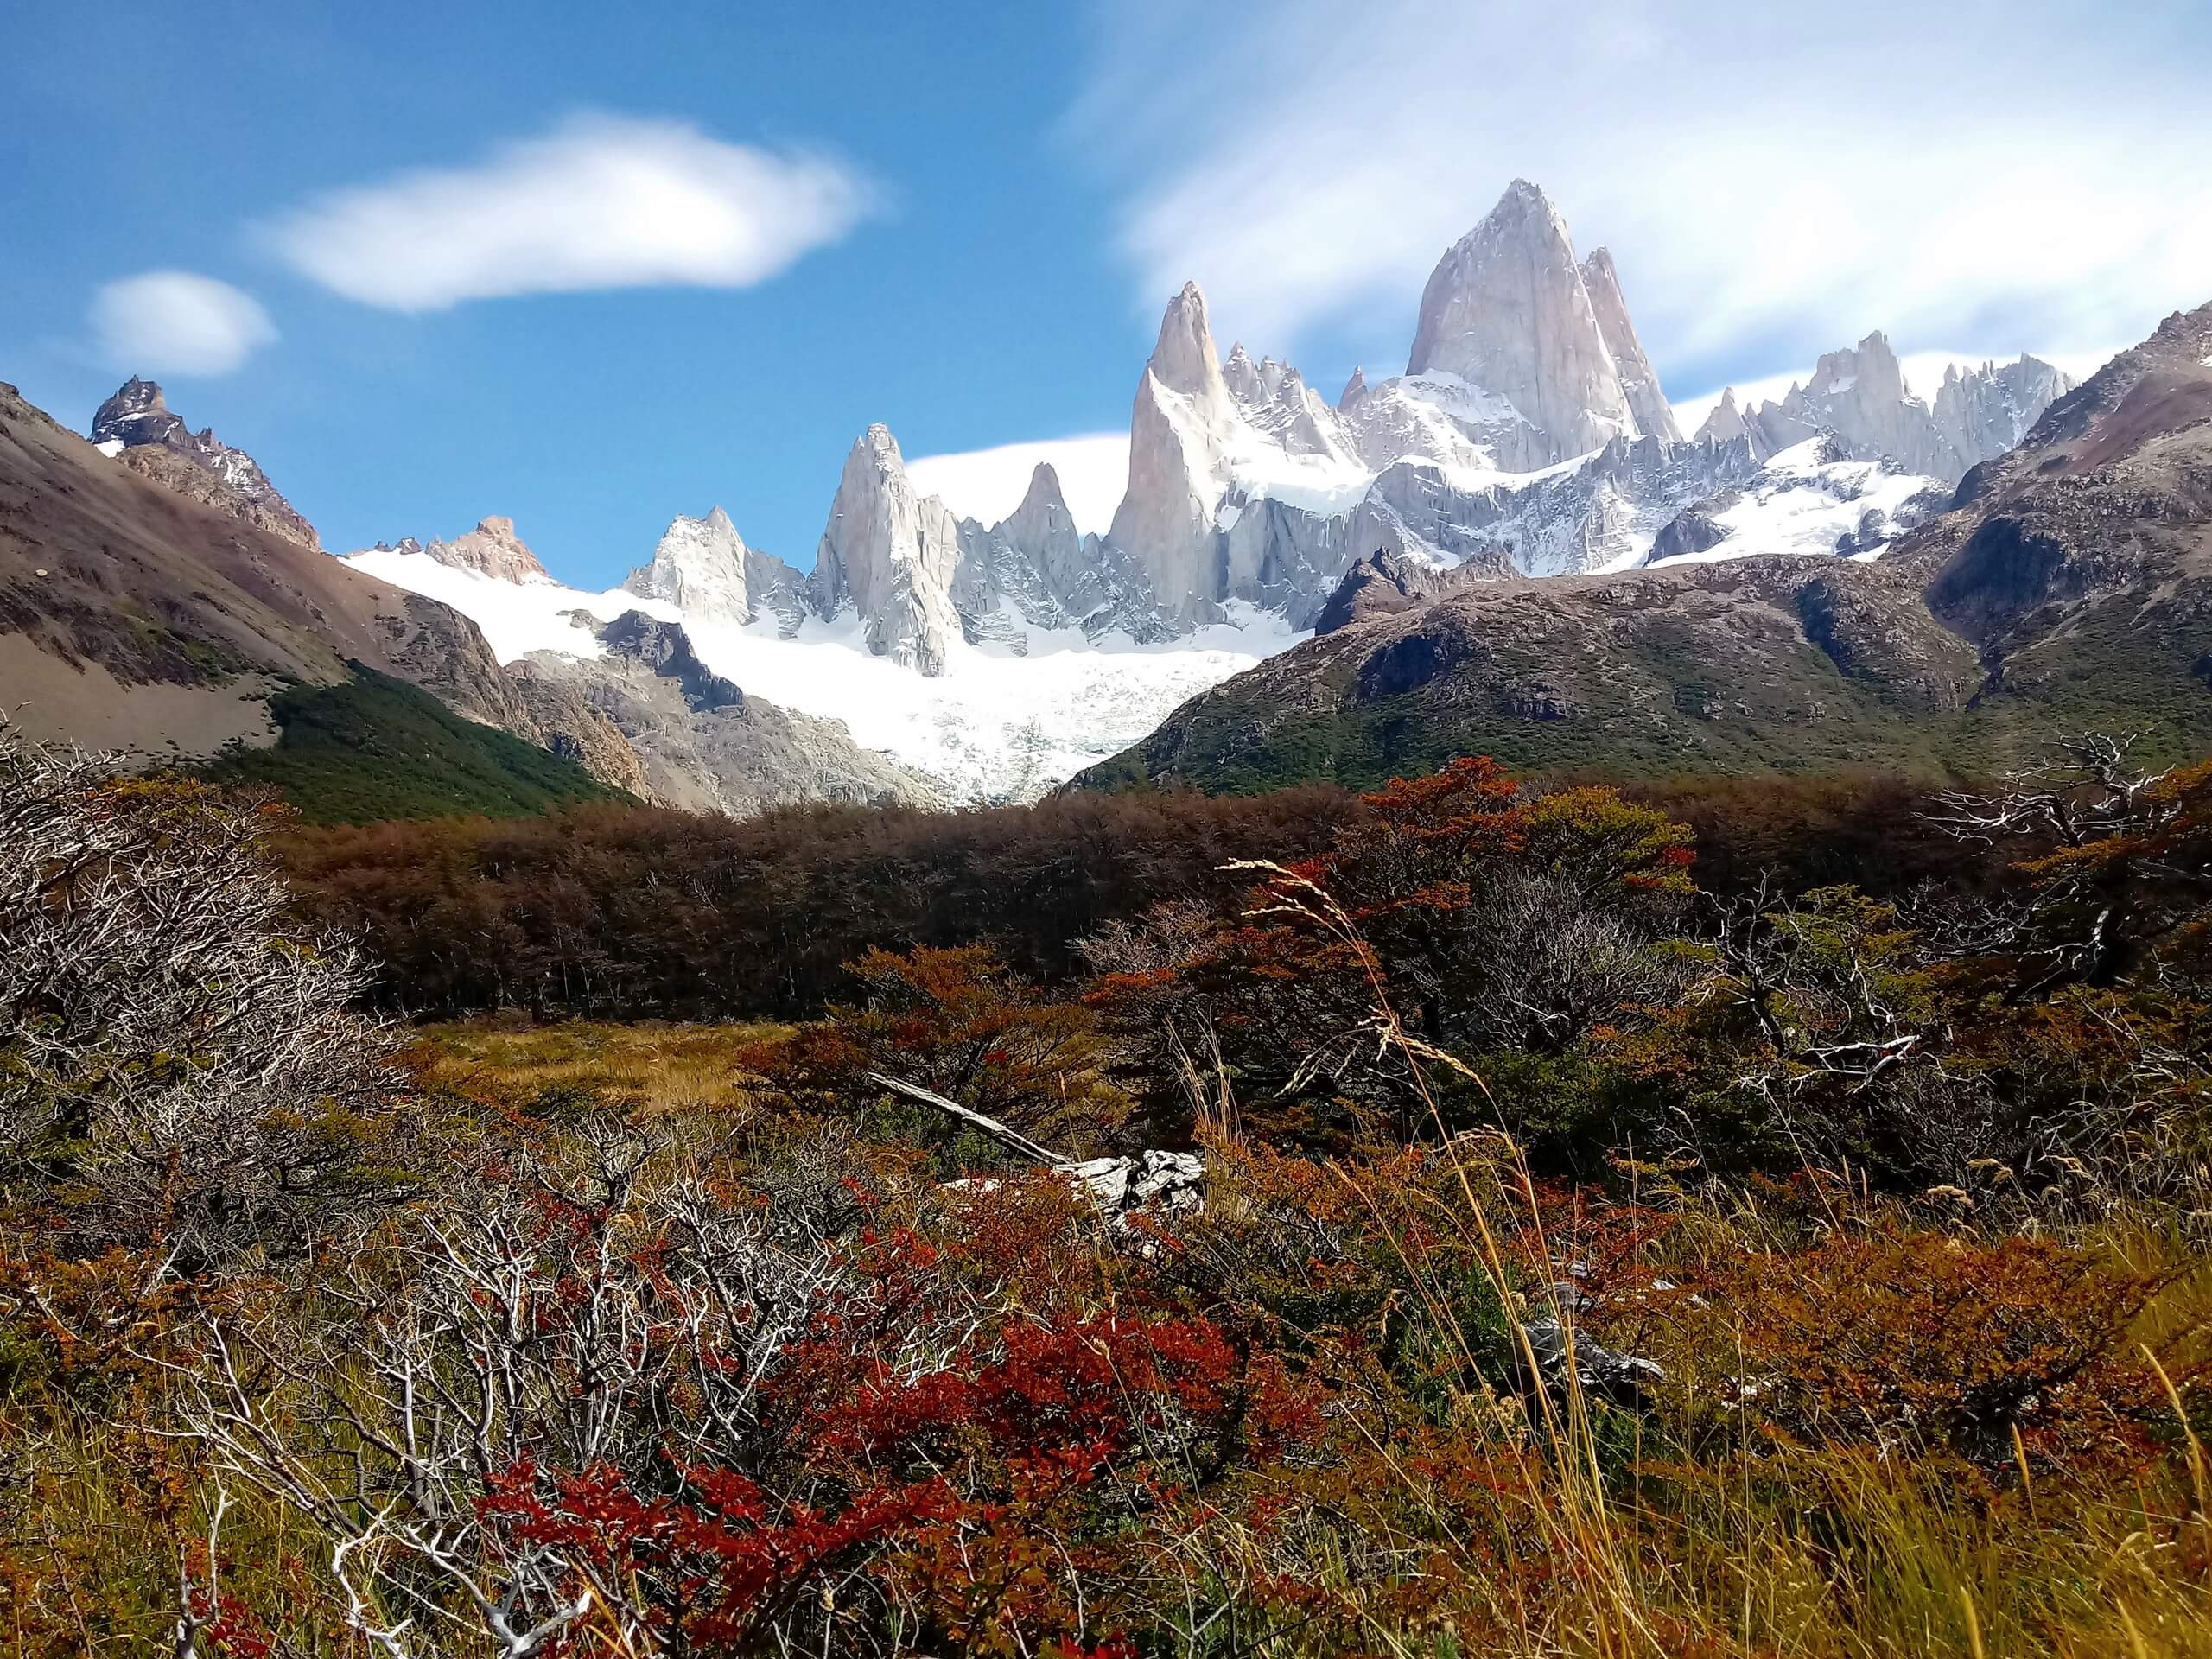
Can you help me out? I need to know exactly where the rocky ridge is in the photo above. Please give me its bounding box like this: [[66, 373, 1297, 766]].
[[1692, 335, 2075, 481], [45, 378, 932, 817], [89, 377, 321, 551], [512, 611, 940, 815], [336, 180, 2075, 720]]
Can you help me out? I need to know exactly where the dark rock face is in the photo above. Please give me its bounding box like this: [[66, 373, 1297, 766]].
[[89, 377, 185, 448], [1649, 499, 1735, 564], [1356, 620, 1491, 700], [1923, 516, 2082, 644], [1319, 548, 1508, 636], [88, 378, 321, 551], [596, 611, 744, 711], [1318, 550, 1433, 635]]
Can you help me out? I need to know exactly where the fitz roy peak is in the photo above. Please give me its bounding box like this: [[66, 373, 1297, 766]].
[[331, 178, 2077, 805], [1403, 180, 1647, 466]]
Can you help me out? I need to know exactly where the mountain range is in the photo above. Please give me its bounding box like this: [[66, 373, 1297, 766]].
[[10, 176, 2196, 821], [1081, 300, 2212, 791], [315, 180, 2080, 804]]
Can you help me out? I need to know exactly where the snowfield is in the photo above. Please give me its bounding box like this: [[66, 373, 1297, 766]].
[[1643, 440, 1942, 567], [344, 547, 1300, 804], [346, 547, 681, 658], [686, 604, 1301, 802]]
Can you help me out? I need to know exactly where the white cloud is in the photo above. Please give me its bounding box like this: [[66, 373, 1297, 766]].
[[906, 433, 1131, 536], [88, 271, 276, 376], [264, 113, 874, 311], [1070, 1, 2212, 391]]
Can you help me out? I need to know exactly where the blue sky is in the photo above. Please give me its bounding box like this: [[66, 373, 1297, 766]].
[[6, 2, 2208, 587]]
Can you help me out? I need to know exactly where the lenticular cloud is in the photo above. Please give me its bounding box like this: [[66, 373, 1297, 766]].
[[264, 113, 874, 312], [88, 271, 276, 377]]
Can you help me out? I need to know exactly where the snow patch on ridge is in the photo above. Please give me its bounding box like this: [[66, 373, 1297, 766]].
[[344, 547, 680, 660]]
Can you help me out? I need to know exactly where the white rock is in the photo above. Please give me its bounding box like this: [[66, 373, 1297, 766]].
[[810, 425, 965, 676]]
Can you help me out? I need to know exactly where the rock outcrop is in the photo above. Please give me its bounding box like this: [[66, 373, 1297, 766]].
[[89, 377, 321, 550], [503, 672, 654, 798], [1315, 547, 1507, 634], [512, 610, 943, 814], [416, 516, 550, 582]]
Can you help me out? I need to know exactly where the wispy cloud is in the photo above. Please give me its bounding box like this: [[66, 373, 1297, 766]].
[[263, 113, 874, 312], [88, 270, 276, 376], [906, 434, 1131, 536], [1069, 1, 2212, 385]]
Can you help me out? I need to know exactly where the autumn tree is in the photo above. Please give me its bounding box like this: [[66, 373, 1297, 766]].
[[1089, 759, 1697, 1144]]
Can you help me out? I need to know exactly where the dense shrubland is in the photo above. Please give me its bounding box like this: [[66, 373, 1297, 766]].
[[276, 772, 1999, 1022], [2, 724, 2209, 1656]]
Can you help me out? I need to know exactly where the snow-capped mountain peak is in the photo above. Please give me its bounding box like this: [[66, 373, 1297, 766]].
[[88, 376, 170, 446], [1148, 281, 1231, 403], [1404, 179, 1641, 468], [625, 506, 755, 626]]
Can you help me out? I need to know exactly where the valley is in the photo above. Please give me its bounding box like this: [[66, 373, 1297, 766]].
[[6, 20, 2212, 1646]]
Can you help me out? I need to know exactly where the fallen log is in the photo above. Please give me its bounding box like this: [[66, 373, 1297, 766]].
[[866, 1071, 1205, 1223]]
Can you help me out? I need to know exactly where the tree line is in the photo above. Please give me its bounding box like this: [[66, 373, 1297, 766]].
[[279, 770, 2004, 1021]]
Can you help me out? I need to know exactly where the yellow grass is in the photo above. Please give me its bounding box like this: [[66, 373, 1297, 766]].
[[397, 1015, 790, 1117]]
